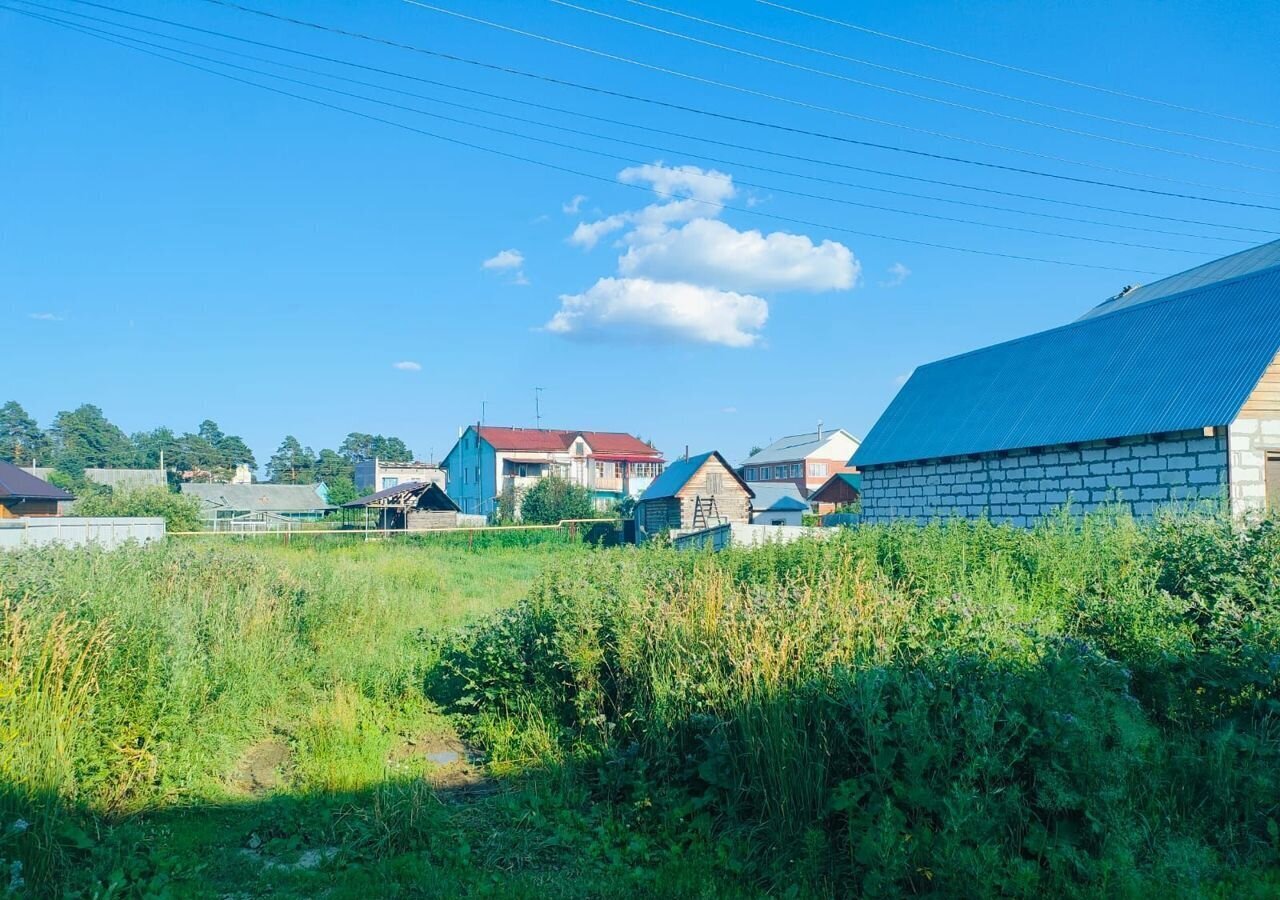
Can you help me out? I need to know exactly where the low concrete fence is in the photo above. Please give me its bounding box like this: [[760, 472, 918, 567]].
[[0, 517, 166, 551], [672, 523, 835, 551]]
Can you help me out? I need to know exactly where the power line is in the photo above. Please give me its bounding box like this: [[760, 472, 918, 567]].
[[11, 0, 1257, 246], [12, 7, 1208, 254], [10, 7, 1177, 276], [398, 0, 1280, 198], [44, 0, 1280, 212], [755, 0, 1280, 131], [547, 0, 1277, 171], [620, 0, 1278, 156]]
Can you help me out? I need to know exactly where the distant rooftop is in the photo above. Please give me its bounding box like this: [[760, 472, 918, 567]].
[[181, 483, 331, 512], [475, 426, 662, 459], [743, 428, 859, 466]]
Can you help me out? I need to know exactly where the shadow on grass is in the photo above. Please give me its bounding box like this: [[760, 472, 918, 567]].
[[1, 763, 751, 900]]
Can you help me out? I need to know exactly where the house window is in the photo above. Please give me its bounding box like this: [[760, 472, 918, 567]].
[[574, 441, 585, 456], [745, 467, 756, 480], [1267, 453, 1280, 513], [706, 472, 724, 494], [773, 466, 786, 479], [381, 477, 398, 490], [791, 464, 802, 478], [808, 462, 828, 477]]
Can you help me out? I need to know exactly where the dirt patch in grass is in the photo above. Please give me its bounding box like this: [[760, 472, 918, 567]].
[[389, 733, 495, 800], [229, 738, 291, 795]]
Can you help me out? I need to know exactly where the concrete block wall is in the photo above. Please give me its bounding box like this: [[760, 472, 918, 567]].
[[1228, 417, 1280, 517], [861, 428, 1228, 526]]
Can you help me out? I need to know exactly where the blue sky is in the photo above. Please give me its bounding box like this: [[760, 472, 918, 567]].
[[3, 0, 1277, 467]]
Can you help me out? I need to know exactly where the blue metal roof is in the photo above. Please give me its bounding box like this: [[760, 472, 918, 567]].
[[748, 482, 809, 512], [1079, 239, 1280, 321], [639, 451, 753, 501], [854, 259, 1280, 468]]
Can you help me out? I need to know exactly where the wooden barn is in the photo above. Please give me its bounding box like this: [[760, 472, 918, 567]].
[[634, 451, 753, 543], [342, 480, 462, 530], [0, 460, 74, 517]]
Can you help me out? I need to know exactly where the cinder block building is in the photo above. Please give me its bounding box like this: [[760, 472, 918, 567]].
[[854, 241, 1280, 525]]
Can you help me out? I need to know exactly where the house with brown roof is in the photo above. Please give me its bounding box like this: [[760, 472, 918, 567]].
[[442, 425, 665, 516]]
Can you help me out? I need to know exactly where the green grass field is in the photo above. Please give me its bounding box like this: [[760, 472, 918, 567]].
[[2, 513, 1279, 897]]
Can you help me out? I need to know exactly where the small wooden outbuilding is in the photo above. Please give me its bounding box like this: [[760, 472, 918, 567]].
[[808, 472, 862, 514], [342, 481, 461, 530], [634, 451, 753, 543]]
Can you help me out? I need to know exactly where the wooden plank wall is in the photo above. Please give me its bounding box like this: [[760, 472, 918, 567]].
[[1240, 349, 1280, 418], [675, 457, 751, 526]]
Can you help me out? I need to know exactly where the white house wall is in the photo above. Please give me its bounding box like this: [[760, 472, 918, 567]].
[[1228, 417, 1280, 517]]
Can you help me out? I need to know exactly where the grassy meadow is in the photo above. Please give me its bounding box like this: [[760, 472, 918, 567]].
[[1, 512, 1279, 896]]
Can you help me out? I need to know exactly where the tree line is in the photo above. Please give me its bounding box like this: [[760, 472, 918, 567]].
[[0, 400, 415, 504]]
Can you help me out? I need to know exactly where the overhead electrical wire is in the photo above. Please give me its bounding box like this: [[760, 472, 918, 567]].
[[396, 0, 1280, 198], [77, 0, 1280, 212], [755, 0, 1280, 131], [4, 6, 1216, 256], [545, 0, 1277, 171], [6, 7, 1179, 276], [618, 0, 1280, 156], [11, 0, 1262, 246]]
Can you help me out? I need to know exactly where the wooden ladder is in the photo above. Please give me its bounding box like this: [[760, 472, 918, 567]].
[[691, 496, 720, 530]]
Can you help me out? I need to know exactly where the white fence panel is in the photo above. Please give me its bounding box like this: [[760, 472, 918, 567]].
[[0, 517, 166, 551]]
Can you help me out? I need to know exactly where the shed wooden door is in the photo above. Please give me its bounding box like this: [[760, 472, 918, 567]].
[[1267, 454, 1280, 514]]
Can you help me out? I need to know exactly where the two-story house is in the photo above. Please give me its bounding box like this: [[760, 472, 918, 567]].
[[443, 425, 665, 516], [739, 427, 861, 495]]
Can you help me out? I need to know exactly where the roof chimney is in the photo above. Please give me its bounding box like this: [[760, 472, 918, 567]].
[[684, 444, 689, 461], [817, 419, 824, 442]]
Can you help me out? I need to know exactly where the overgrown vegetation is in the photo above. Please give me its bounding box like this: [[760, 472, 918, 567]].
[[438, 509, 1280, 897], [515, 475, 596, 525], [2, 510, 1278, 896], [72, 485, 204, 532]]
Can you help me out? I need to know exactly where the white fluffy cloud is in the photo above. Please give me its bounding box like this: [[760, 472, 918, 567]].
[[618, 218, 858, 293], [879, 262, 911, 288], [482, 249, 524, 270], [393, 361, 422, 371], [482, 248, 529, 285], [28, 312, 62, 321], [549, 161, 858, 347], [569, 163, 735, 249], [562, 194, 587, 214], [545, 278, 768, 348]]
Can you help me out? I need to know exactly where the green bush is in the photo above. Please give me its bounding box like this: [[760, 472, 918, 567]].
[[72, 485, 203, 532], [518, 475, 595, 524], [437, 511, 1280, 896]]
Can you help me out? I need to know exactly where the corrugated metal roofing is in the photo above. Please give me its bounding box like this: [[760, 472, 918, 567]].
[[741, 428, 858, 466], [343, 481, 459, 510], [1080, 239, 1280, 321], [854, 258, 1280, 468], [180, 483, 331, 512], [0, 461, 74, 501], [639, 451, 753, 502], [748, 482, 809, 512]]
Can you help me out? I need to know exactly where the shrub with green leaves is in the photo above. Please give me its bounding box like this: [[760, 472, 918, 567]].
[[72, 485, 203, 533], [437, 510, 1280, 896]]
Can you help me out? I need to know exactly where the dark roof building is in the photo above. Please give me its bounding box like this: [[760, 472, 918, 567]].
[[854, 241, 1280, 525], [0, 461, 74, 518], [342, 481, 462, 531]]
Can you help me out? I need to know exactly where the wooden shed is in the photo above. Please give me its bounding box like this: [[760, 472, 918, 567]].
[[634, 451, 753, 543], [342, 480, 461, 530], [0, 461, 74, 518]]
